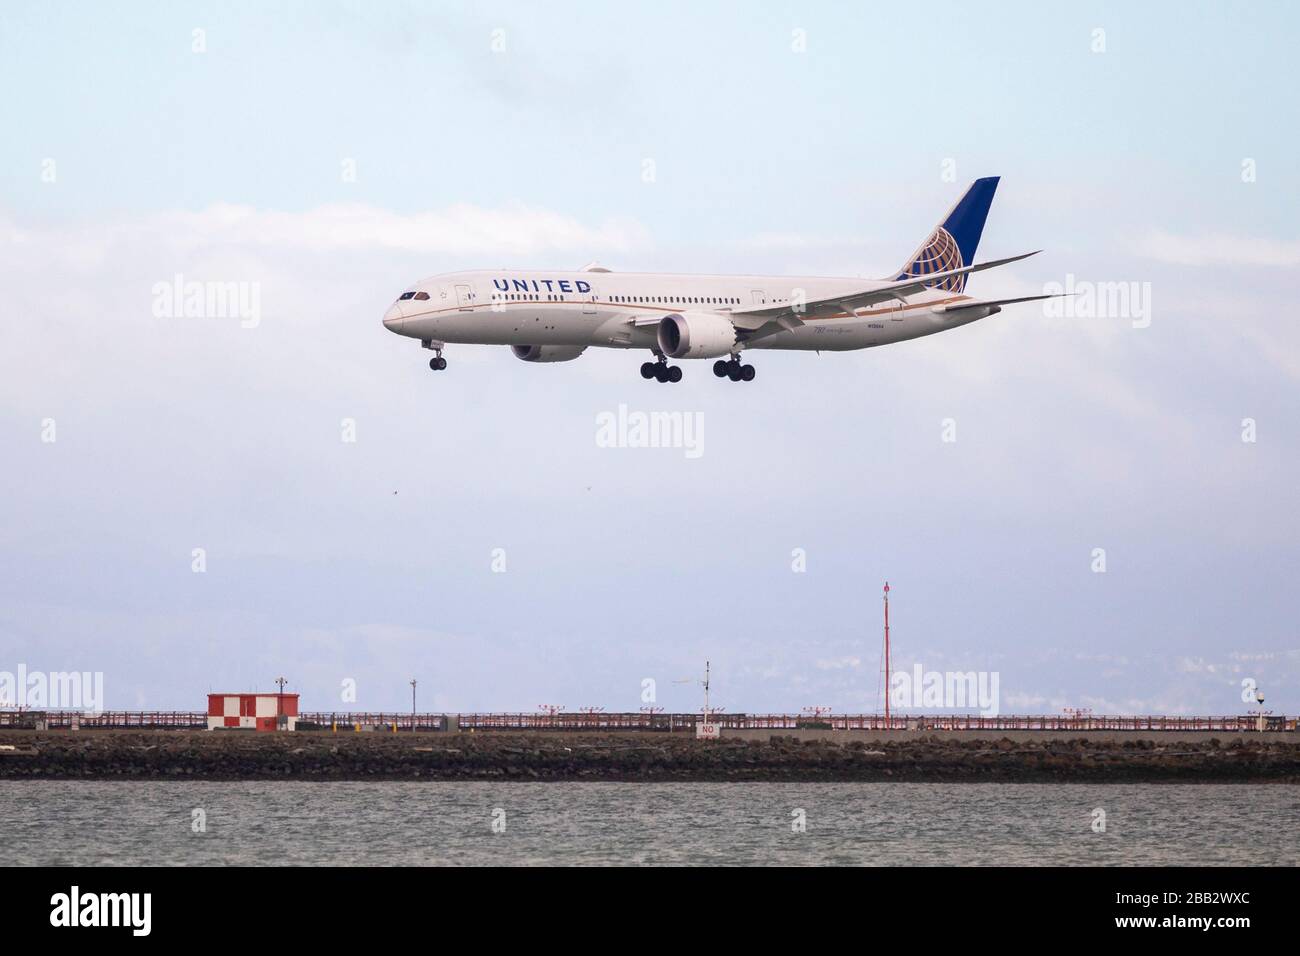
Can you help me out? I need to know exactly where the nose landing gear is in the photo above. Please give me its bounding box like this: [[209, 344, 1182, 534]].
[[424, 339, 447, 371]]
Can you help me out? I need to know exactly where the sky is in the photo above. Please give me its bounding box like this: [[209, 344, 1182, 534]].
[[1, 0, 1297, 717]]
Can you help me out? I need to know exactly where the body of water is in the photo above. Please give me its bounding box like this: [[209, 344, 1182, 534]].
[[5, 781, 1296, 865]]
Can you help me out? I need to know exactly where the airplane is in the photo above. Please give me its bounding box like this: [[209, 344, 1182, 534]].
[[381, 177, 1054, 382]]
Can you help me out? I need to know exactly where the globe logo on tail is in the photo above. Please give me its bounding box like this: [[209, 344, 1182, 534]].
[[902, 226, 966, 292]]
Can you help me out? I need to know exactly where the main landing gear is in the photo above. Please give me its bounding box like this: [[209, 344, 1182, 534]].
[[640, 356, 683, 383], [713, 356, 755, 382]]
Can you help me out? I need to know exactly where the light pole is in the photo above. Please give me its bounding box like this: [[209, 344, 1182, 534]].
[[1250, 688, 1269, 733], [410, 679, 417, 730]]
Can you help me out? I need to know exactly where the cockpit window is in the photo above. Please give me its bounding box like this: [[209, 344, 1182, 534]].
[[399, 292, 416, 300], [413, 291, 430, 300]]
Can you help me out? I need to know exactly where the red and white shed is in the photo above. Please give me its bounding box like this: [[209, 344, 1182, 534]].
[[206, 693, 299, 731]]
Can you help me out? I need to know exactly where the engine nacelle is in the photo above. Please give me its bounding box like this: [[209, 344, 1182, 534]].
[[657, 312, 737, 360], [511, 345, 587, 363]]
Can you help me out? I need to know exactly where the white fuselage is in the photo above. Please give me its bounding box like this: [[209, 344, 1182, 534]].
[[382, 269, 990, 354]]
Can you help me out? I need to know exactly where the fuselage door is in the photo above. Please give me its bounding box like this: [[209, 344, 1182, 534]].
[[583, 286, 598, 315], [751, 289, 766, 306], [455, 284, 473, 311]]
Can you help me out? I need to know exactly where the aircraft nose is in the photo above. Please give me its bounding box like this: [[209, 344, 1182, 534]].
[[382, 302, 404, 332]]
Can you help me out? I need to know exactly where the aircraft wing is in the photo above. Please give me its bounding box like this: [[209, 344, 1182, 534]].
[[728, 250, 1040, 330]]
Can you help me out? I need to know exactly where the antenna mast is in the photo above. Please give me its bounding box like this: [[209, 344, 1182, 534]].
[[883, 582, 891, 724], [703, 660, 711, 721]]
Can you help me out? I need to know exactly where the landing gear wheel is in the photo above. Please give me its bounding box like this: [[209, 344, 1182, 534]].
[[727, 364, 743, 382], [429, 356, 448, 371], [653, 364, 670, 383], [668, 365, 683, 383], [740, 364, 755, 382], [713, 360, 728, 378], [640, 361, 657, 380]]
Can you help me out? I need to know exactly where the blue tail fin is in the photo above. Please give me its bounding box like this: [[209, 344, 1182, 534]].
[[895, 176, 1000, 293]]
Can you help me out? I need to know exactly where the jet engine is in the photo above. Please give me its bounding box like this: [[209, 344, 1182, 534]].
[[657, 312, 737, 360], [511, 345, 588, 363]]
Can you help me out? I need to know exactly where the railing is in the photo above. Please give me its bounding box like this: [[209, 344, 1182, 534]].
[[298, 713, 446, 732], [0, 711, 209, 729], [456, 712, 689, 732], [0, 710, 1293, 732]]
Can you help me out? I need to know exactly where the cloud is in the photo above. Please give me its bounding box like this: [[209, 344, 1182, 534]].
[[1, 202, 650, 262], [814, 656, 862, 671], [1129, 230, 1300, 268], [1176, 656, 1219, 675]]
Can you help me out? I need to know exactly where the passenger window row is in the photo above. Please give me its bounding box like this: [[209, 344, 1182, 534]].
[[480, 291, 743, 306], [420, 291, 742, 306], [611, 295, 738, 305]]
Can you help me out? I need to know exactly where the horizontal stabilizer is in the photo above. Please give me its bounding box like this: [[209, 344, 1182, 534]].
[[731, 250, 1040, 327], [932, 292, 1068, 313]]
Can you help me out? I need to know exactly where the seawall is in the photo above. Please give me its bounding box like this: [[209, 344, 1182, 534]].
[[3, 729, 1299, 782]]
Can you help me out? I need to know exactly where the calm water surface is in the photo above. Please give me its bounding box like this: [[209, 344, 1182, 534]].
[[4, 782, 1296, 866]]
